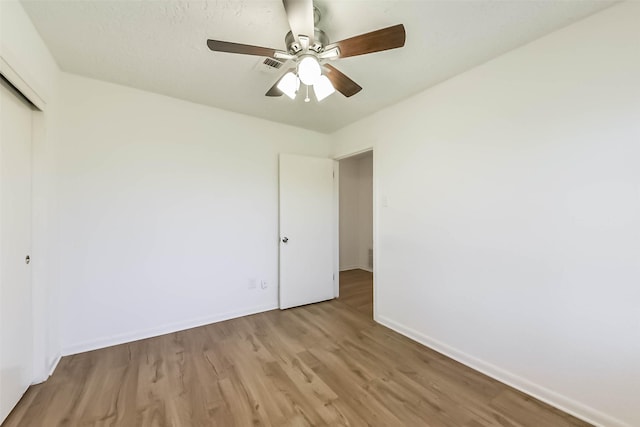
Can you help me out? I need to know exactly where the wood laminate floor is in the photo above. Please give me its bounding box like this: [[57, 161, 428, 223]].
[[4, 271, 589, 426], [339, 269, 373, 318]]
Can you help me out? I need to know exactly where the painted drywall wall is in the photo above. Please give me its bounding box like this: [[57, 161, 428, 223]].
[[339, 154, 373, 271], [0, 0, 62, 382], [56, 73, 331, 354], [339, 157, 359, 269], [357, 156, 373, 269], [332, 3, 640, 427]]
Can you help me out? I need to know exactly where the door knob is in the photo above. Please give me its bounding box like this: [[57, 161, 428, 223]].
[[282, 237, 289, 243], [25, 255, 30, 265]]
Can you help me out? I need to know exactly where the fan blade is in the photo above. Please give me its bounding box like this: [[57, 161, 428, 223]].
[[282, 0, 315, 43], [327, 24, 406, 59], [207, 40, 278, 57], [265, 68, 296, 97], [324, 64, 362, 98], [265, 82, 283, 97]]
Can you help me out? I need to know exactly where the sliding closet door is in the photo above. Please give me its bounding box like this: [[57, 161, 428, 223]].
[[0, 79, 33, 423]]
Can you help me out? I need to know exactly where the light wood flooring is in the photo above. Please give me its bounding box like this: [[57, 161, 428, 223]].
[[339, 269, 373, 318], [4, 270, 589, 426]]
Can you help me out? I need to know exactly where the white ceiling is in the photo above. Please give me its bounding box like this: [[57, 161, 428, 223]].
[[22, 0, 614, 133]]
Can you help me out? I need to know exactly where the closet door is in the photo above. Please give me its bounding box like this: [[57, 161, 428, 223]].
[[0, 79, 33, 423]]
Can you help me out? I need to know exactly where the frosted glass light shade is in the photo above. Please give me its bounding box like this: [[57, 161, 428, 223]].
[[313, 75, 335, 102], [298, 56, 321, 86], [277, 72, 300, 99]]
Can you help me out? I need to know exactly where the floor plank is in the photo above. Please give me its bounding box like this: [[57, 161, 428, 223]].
[[3, 270, 590, 426], [338, 269, 373, 317]]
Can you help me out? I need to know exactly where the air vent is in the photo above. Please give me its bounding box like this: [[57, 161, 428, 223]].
[[254, 57, 285, 73], [263, 58, 283, 69]]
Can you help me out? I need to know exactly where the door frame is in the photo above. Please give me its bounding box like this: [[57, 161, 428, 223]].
[[332, 161, 340, 299], [334, 148, 377, 320]]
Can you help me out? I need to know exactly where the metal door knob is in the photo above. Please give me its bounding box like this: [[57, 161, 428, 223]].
[[25, 255, 30, 265], [282, 237, 289, 243]]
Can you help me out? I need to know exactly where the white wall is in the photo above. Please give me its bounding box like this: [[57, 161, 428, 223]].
[[332, 3, 640, 427], [56, 73, 331, 354], [0, 0, 62, 382], [339, 157, 359, 269], [3, 2, 637, 426], [339, 154, 373, 271]]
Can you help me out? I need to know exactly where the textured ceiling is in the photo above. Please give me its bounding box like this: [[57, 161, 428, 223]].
[[22, 0, 614, 133]]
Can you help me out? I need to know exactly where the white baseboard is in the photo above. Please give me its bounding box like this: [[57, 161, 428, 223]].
[[32, 353, 61, 384], [340, 265, 373, 273], [62, 303, 279, 356], [47, 354, 61, 376], [376, 315, 629, 427]]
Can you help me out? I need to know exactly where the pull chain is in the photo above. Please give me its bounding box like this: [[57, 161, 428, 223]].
[[304, 85, 310, 103]]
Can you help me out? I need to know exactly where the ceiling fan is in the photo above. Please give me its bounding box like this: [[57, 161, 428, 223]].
[[206, 0, 406, 102]]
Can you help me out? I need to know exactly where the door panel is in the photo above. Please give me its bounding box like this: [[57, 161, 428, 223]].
[[0, 80, 33, 423], [279, 154, 336, 309]]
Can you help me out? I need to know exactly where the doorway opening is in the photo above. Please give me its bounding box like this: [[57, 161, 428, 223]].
[[337, 150, 373, 318]]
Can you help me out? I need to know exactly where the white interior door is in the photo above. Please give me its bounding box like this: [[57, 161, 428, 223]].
[[279, 154, 336, 309], [0, 80, 33, 423]]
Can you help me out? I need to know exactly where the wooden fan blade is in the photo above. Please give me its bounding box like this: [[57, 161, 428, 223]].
[[327, 24, 406, 59], [324, 64, 362, 97], [207, 40, 277, 57], [282, 0, 315, 42]]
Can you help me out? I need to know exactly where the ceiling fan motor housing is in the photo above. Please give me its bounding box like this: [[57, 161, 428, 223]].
[[285, 29, 329, 54]]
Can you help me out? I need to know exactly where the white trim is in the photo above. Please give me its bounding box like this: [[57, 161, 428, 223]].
[[371, 149, 378, 320], [0, 54, 46, 111], [62, 303, 278, 356], [334, 147, 373, 161], [376, 315, 630, 427], [47, 354, 61, 377], [32, 353, 61, 384], [333, 161, 340, 298]]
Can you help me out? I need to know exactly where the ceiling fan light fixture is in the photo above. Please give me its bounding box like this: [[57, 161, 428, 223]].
[[313, 75, 335, 102], [277, 72, 300, 99], [298, 55, 321, 86]]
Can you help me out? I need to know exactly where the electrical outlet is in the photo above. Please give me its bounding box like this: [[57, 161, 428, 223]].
[[260, 280, 268, 289], [248, 278, 257, 289]]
